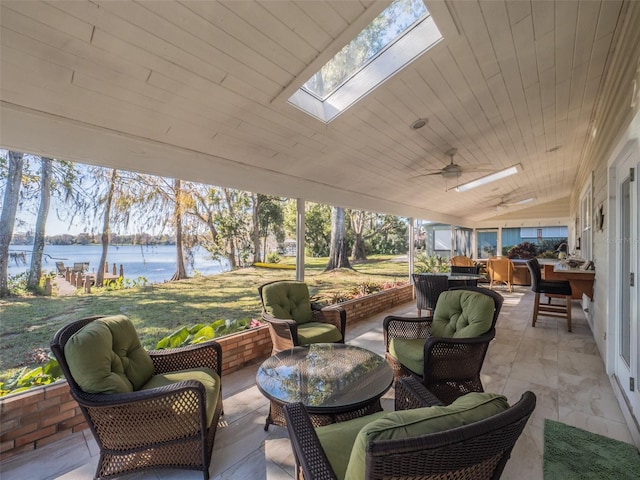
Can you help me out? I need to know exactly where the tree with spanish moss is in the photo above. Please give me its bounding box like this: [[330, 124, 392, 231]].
[[0, 151, 24, 297]]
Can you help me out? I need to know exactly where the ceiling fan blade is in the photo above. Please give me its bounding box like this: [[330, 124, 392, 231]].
[[412, 171, 443, 178]]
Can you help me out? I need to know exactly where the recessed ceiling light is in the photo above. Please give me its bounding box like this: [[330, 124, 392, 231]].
[[410, 118, 428, 129]]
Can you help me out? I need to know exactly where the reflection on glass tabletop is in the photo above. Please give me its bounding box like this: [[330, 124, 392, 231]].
[[256, 344, 393, 409]]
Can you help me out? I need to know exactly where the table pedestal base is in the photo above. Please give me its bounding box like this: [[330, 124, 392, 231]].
[[265, 399, 384, 430]]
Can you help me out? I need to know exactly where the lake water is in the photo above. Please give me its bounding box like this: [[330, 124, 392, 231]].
[[7, 244, 230, 284]]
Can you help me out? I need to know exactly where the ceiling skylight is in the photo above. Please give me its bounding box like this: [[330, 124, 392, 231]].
[[288, 0, 442, 123]]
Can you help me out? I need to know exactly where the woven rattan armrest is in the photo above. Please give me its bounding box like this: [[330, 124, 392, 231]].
[[394, 377, 444, 410], [284, 402, 338, 480], [261, 313, 298, 344], [149, 340, 222, 377], [383, 315, 434, 352]]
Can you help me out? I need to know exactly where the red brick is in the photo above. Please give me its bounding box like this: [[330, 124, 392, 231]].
[[59, 400, 79, 413], [1, 441, 34, 458], [60, 414, 86, 430], [0, 422, 38, 442], [0, 418, 20, 435], [37, 396, 62, 411], [0, 439, 15, 454], [15, 425, 56, 447], [41, 408, 77, 427], [1, 402, 38, 420], [23, 405, 60, 425], [72, 422, 89, 433]]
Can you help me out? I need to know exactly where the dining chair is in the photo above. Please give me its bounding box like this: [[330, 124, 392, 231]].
[[411, 273, 449, 317], [526, 258, 573, 332]]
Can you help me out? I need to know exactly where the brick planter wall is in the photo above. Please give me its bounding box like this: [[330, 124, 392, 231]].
[[338, 284, 413, 323], [0, 285, 412, 459]]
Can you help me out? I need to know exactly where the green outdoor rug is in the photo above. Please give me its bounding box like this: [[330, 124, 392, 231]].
[[544, 419, 640, 479]]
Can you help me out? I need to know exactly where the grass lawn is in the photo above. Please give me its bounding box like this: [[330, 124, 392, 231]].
[[0, 255, 409, 382]]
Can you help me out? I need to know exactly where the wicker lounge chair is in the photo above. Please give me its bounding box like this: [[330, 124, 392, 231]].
[[450, 255, 475, 267], [258, 280, 346, 354], [487, 257, 515, 292], [51, 315, 223, 480], [384, 287, 503, 404], [284, 376, 536, 480]]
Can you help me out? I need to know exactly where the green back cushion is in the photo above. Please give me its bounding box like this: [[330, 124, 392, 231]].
[[262, 281, 313, 324], [64, 315, 154, 394], [343, 392, 510, 480], [431, 290, 494, 338]]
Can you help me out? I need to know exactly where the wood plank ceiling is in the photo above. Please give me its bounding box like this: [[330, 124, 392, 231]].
[[0, 0, 627, 226]]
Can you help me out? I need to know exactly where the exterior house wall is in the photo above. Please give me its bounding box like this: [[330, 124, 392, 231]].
[[568, 1, 640, 445]]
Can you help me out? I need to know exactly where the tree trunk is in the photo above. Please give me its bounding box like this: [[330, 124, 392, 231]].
[[350, 210, 367, 261], [251, 193, 261, 264], [0, 152, 24, 297], [172, 178, 188, 280], [351, 234, 367, 262], [97, 169, 117, 286], [28, 157, 52, 289], [222, 189, 237, 269], [325, 206, 351, 271]]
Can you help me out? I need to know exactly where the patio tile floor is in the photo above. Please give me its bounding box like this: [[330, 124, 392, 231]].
[[1, 286, 635, 479]]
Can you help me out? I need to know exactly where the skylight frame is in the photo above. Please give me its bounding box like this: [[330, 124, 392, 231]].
[[288, 1, 443, 123]]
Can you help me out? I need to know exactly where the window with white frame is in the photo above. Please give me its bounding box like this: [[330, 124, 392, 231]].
[[579, 182, 593, 260]]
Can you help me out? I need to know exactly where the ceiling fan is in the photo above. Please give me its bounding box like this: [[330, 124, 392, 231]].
[[415, 148, 493, 179], [491, 196, 535, 211]]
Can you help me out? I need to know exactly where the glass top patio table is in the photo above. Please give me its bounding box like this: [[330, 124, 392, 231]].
[[415, 273, 484, 281], [256, 343, 393, 428]]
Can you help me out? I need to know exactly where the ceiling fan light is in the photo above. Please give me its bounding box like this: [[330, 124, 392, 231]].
[[455, 164, 522, 192]]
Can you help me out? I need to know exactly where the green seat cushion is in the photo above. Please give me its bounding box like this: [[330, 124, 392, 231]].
[[262, 281, 313, 324], [315, 411, 388, 480], [431, 290, 494, 338], [388, 338, 425, 376], [297, 322, 343, 345], [64, 315, 154, 394], [344, 392, 510, 480], [141, 367, 221, 427]]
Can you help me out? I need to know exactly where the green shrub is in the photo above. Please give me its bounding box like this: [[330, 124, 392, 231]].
[[266, 252, 281, 263], [506, 242, 538, 259], [155, 317, 262, 349], [414, 253, 449, 273], [0, 355, 61, 397]]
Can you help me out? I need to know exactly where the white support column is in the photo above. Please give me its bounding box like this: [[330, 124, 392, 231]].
[[296, 198, 305, 281], [408, 217, 415, 282]]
